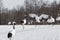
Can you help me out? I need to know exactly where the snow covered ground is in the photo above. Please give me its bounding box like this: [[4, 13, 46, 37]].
[[0, 25, 60, 40]]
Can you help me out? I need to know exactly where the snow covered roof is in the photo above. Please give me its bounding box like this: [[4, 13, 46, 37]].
[[35, 16, 41, 23]]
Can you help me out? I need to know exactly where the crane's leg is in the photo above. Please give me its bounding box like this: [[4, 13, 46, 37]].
[[34, 22, 36, 28], [10, 38, 11, 40], [22, 25, 24, 30], [35, 25, 36, 28]]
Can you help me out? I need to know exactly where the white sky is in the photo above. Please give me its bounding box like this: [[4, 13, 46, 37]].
[[3, 0, 25, 10], [43, 0, 60, 4], [2, 0, 60, 10]]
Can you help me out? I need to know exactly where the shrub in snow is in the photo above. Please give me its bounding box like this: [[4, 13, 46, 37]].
[[26, 16, 35, 24], [47, 16, 55, 23], [56, 17, 60, 21], [27, 14, 37, 24]]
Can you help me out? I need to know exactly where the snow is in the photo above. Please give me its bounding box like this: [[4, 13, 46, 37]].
[[35, 16, 41, 23], [29, 14, 37, 18], [56, 17, 60, 21], [0, 25, 60, 40], [28, 13, 49, 23], [47, 16, 55, 23], [28, 14, 56, 23], [29, 14, 41, 23], [39, 14, 49, 19], [8, 22, 11, 25]]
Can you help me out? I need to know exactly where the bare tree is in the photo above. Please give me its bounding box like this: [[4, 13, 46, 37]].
[[0, 0, 3, 25], [51, 1, 57, 7]]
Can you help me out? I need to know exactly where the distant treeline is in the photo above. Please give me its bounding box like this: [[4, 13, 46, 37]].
[[0, 1, 60, 25]]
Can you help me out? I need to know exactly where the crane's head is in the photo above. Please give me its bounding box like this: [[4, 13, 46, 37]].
[[12, 21, 16, 29], [13, 21, 16, 25]]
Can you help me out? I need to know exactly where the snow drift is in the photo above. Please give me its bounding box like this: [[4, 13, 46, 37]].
[[0, 25, 60, 40]]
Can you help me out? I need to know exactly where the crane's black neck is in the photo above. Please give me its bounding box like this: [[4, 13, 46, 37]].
[[13, 23, 16, 29], [13, 25, 15, 29]]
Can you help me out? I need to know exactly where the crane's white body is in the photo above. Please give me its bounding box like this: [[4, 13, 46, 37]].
[[21, 19, 26, 30], [7, 21, 16, 40], [22, 19, 26, 25], [39, 14, 49, 19], [10, 29, 15, 37], [35, 15, 41, 23], [8, 22, 11, 25], [13, 21, 16, 24]]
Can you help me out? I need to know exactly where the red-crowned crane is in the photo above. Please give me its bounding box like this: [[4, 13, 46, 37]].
[[7, 21, 16, 40], [20, 19, 26, 30]]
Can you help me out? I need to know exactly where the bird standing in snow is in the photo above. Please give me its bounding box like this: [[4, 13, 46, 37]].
[[7, 21, 16, 40], [20, 19, 26, 30]]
